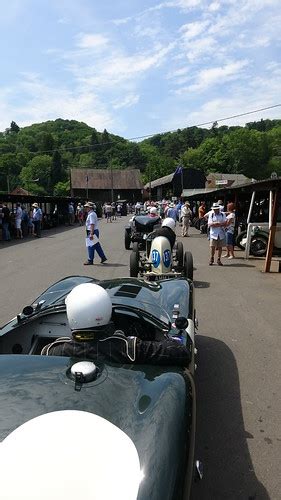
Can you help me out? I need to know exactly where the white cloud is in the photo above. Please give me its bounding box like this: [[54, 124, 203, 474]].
[[57, 17, 70, 25], [111, 0, 203, 26], [176, 60, 249, 93], [167, 67, 189, 79], [179, 20, 210, 40], [208, 1, 220, 12], [112, 94, 140, 110], [0, 74, 114, 132], [183, 36, 220, 63], [75, 43, 176, 89], [163, 61, 281, 132], [75, 33, 109, 49]]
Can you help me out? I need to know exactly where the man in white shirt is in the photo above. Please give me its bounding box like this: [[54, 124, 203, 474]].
[[84, 202, 107, 265], [208, 203, 226, 266], [180, 201, 192, 237], [15, 203, 23, 239], [135, 202, 141, 215], [32, 203, 43, 237]]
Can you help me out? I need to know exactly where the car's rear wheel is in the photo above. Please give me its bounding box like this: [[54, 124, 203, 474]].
[[125, 230, 131, 250], [250, 236, 268, 257], [184, 251, 193, 280], [176, 241, 184, 267], [130, 251, 139, 277]]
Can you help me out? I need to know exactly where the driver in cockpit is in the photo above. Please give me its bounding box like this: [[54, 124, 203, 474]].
[[41, 283, 191, 366], [149, 217, 176, 249]]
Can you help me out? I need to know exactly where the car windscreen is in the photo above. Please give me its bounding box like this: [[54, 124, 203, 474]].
[[30, 276, 95, 308], [102, 280, 171, 328]]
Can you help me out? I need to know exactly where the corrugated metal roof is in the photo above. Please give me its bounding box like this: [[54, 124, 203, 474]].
[[71, 169, 143, 190], [206, 173, 248, 180], [182, 188, 219, 197], [144, 173, 174, 189], [206, 173, 250, 186]]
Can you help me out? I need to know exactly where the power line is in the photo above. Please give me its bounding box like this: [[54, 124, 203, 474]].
[[16, 103, 281, 156], [129, 104, 281, 141]]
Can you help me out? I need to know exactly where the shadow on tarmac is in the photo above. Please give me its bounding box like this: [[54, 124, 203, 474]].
[[97, 263, 127, 268], [191, 335, 269, 500], [223, 263, 256, 268], [0, 225, 78, 246], [194, 280, 210, 289]]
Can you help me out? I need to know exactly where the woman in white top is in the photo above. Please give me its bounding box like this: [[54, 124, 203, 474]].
[[223, 203, 236, 259]]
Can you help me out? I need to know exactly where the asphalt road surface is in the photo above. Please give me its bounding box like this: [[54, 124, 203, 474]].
[[1, 217, 281, 499]]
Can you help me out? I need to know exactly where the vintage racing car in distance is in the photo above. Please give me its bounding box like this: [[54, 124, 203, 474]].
[[125, 214, 161, 250], [130, 233, 194, 281], [0, 275, 201, 500]]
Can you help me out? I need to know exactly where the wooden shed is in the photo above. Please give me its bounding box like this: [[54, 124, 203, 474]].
[[70, 168, 143, 202]]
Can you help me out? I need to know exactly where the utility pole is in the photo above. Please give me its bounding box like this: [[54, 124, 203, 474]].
[[86, 174, 89, 200], [110, 161, 114, 202], [149, 164, 151, 201]]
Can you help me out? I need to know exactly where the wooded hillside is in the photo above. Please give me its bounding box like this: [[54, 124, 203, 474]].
[[0, 118, 280, 195]]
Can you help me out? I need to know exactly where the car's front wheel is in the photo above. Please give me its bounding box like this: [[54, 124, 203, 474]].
[[130, 251, 139, 277], [184, 251, 193, 280], [176, 241, 184, 267], [250, 236, 268, 257], [125, 230, 131, 250]]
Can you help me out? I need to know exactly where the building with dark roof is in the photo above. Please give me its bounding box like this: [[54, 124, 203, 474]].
[[70, 168, 143, 202], [144, 168, 206, 199], [206, 173, 250, 188]]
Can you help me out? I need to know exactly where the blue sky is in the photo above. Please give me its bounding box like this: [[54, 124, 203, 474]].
[[1, 0, 280, 137]]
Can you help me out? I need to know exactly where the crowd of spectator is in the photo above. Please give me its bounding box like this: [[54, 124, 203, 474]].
[[0, 202, 43, 241]]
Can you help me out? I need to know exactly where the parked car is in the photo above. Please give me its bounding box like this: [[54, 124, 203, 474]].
[[0, 275, 202, 499], [239, 223, 281, 256]]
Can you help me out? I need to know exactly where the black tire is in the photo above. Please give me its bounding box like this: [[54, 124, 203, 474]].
[[176, 241, 184, 267], [125, 230, 131, 250], [250, 236, 268, 257], [132, 242, 140, 261], [130, 251, 139, 277], [200, 223, 207, 234], [184, 251, 193, 280], [235, 230, 247, 249]]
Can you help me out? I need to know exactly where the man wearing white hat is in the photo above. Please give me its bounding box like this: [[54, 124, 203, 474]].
[[208, 203, 226, 265], [32, 203, 42, 238], [180, 201, 192, 237], [84, 202, 107, 265]]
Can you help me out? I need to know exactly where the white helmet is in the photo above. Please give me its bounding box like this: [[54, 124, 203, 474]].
[[162, 217, 176, 230], [150, 207, 157, 215], [66, 283, 112, 331]]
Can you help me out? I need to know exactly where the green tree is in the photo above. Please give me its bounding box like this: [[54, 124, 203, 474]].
[[50, 151, 65, 191], [78, 153, 94, 168], [20, 155, 52, 193], [194, 137, 222, 172], [0, 153, 22, 191], [10, 121, 20, 133], [264, 126, 281, 176], [181, 147, 202, 170], [37, 132, 55, 153], [53, 180, 70, 196], [219, 129, 270, 178]]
